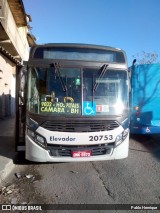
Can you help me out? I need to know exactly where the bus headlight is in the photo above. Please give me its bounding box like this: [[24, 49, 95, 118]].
[[26, 118, 39, 131], [115, 128, 129, 146], [35, 134, 45, 145], [27, 129, 35, 138], [27, 128, 46, 147]]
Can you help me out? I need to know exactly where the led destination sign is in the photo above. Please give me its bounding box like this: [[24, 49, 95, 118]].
[[40, 102, 81, 114]]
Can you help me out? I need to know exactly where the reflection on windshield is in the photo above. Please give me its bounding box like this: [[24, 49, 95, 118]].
[[83, 68, 128, 115], [27, 67, 128, 116]]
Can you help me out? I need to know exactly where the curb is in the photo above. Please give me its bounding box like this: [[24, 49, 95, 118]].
[[0, 154, 17, 185]]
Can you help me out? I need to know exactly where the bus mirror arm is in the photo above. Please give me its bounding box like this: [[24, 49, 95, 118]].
[[132, 59, 136, 66], [19, 90, 25, 103]]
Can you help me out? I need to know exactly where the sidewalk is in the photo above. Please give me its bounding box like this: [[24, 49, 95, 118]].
[[0, 117, 17, 185]]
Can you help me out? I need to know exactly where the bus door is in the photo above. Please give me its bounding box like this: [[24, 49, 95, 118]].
[[15, 65, 27, 151]]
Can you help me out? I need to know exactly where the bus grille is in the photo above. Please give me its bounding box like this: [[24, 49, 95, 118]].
[[41, 120, 119, 132], [47, 143, 114, 157]]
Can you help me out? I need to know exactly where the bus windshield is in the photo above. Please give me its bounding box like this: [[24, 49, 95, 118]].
[[27, 66, 128, 116]]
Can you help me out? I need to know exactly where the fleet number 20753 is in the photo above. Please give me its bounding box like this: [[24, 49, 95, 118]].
[[89, 135, 113, 141]]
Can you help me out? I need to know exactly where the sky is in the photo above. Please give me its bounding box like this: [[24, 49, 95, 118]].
[[23, 0, 160, 65]]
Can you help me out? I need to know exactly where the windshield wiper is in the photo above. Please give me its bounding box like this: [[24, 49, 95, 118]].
[[50, 62, 67, 92], [93, 64, 109, 92]]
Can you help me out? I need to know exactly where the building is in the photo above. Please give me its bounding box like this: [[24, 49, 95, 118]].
[[0, 0, 36, 118]]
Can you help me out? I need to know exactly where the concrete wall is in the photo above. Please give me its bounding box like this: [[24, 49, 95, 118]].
[[0, 0, 30, 60], [0, 0, 30, 118], [0, 54, 16, 118]]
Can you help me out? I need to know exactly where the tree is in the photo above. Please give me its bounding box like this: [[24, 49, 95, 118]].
[[132, 51, 159, 64]]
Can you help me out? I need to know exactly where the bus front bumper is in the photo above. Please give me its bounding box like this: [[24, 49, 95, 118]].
[[25, 135, 129, 162]]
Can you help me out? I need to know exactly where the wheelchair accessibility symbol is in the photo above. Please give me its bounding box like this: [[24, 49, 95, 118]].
[[146, 127, 151, 133], [83, 102, 96, 116]]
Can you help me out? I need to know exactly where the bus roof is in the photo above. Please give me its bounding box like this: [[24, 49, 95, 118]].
[[31, 43, 124, 51]]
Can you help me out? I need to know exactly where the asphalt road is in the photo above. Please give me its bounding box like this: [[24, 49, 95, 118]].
[[1, 134, 160, 212]]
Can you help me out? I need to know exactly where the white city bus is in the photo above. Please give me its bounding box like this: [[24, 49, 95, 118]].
[[16, 43, 129, 162]]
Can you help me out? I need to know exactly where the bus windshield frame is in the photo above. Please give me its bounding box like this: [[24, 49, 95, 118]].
[[27, 64, 129, 117]]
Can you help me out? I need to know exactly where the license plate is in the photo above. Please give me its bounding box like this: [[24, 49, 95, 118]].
[[72, 150, 91, 157]]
